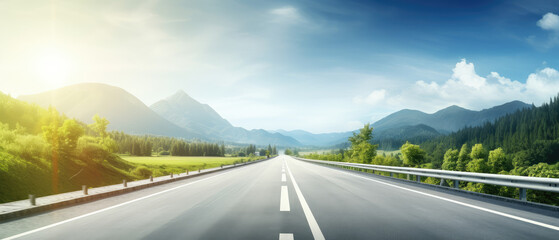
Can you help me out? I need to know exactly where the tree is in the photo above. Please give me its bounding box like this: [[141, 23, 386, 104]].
[[488, 148, 508, 173], [348, 123, 378, 163], [466, 158, 489, 173], [284, 149, 293, 155], [89, 114, 109, 139], [470, 143, 488, 160], [442, 149, 458, 171], [58, 119, 84, 156], [456, 143, 471, 171], [401, 141, 426, 167], [42, 107, 62, 193]]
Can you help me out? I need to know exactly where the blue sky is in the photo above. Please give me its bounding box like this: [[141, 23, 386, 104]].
[[1, 0, 559, 133]]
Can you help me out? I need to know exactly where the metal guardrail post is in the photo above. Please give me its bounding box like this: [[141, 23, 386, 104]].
[[407, 174, 410, 180], [454, 180, 459, 189], [29, 194, 35, 206], [83, 185, 88, 195], [150, 176, 153, 182], [123, 179, 127, 187], [519, 188, 527, 201], [416, 175, 421, 182], [186, 170, 189, 175], [390, 173, 393, 178]]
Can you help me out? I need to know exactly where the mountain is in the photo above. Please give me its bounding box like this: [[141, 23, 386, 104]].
[[273, 129, 354, 147], [150, 91, 301, 146], [18, 83, 201, 139], [282, 101, 532, 148], [150, 90, 233, 136], [372, 101, 532, 134]]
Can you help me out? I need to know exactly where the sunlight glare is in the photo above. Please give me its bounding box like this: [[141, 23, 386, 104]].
[[34, 47, 72, 85]]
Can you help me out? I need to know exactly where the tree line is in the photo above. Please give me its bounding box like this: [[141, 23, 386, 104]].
[[302, 94, 559, 205]]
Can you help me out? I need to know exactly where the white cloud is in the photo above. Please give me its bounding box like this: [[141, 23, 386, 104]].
[[354, 89, 386, 105], [451, 59, 486, 89], [526, 67, 559, 98], [377, 59, 558, 113], [537, 13, 559, 31], [270, 6, 303, 24]]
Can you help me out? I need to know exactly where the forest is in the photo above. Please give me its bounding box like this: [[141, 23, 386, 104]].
[[303, 94, 559, 204]]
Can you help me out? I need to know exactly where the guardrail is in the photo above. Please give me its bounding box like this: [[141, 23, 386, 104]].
[[296, 157, 559, 202]]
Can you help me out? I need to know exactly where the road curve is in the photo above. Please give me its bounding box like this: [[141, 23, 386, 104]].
[[1, 156, 558, 240]]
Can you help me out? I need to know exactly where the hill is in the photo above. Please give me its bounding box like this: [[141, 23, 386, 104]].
[[150, 91, 301, 146], [373, 101, 531, 134], [18, 83, 201, 139]]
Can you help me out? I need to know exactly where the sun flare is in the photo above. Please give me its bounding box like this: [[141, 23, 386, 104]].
[[34, 47, 72, 84]]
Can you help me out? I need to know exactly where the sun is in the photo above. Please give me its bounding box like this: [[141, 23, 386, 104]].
[[34, 47, 72, 85]]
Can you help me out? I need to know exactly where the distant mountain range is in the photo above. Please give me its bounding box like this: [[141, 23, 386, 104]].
[[18, 83, 202, 139], [372, 101, 532, 134], [17, 82, 531, 148], [279, 101, 531, 147], [150, 90, 301, 146]]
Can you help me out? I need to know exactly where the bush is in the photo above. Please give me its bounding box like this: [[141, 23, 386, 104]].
[[131, 166, 152, 178]]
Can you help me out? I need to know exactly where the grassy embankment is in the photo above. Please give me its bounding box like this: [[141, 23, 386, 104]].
[[121, 155, 264, 177]]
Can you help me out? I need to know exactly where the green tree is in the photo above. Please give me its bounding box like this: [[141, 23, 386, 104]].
[[488, 148, 508, 173], [284, 149, 293, 155], [466, 158, 489, 173], [442, 149, 459, 171], [89, 114, 109, 139], [470, 143, 488, 160], [58, 119, 84, 156], [348, 123, 378, 163], [456, 143, 471, 171], [401, 141, 426, 167]]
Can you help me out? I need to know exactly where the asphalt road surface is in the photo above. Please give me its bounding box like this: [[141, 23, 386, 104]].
[[1, 156, 558, 240]]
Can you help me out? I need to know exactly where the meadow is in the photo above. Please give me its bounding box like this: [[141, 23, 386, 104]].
[[121, 155, 263, 177]]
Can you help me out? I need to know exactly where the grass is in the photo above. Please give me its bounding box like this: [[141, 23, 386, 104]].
[[121, 156, 263, 177]]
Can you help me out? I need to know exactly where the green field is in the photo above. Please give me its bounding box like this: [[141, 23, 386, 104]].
[[121, 156, 262, 177]]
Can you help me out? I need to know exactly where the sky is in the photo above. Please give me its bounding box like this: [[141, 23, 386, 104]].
[[1, 0, 559, 133]]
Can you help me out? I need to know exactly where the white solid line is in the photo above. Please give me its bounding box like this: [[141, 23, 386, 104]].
[[285, 160, 325, 240], [279, 233, 294, 240], [280, 186, 290, 211], [332, 167, 559, 232], [281, 173, 287, 182], [3, 170, 237, 240]]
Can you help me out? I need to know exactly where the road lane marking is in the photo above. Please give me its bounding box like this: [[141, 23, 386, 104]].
[[285, 160, 325, 240], [3, 170, 239, 240], [280, 186, 290, 211], [279, 233, 294, 240], [330, 166, 559, 232], [282, 173, 287, 182]]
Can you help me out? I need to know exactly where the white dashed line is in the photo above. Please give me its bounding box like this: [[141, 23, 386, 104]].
[[281, 173, 287, 182], [279, 233, 294, 240], [280, 186, 290, 211]]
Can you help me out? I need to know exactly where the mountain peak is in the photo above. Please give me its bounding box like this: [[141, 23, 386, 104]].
[[166, 90, 200, 105], [439, 105, 468, 112]]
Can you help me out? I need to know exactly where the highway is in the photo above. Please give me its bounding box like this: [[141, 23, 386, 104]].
[[1, 155, 558, 239]]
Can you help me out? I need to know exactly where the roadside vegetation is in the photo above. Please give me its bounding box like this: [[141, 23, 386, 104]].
[[122, 155, 264, 177], [0, 93, 275, 203], [302, 94, 559, 205]]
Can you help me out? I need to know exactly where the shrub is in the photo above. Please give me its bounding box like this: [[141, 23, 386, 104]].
[[131, 166, 152, 178]]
